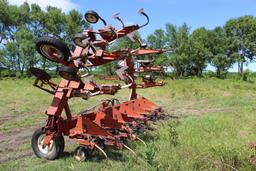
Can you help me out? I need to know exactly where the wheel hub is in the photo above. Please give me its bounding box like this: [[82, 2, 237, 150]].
[[37, 134, 54, 154], [41, 45, 64, 62], [74, 148, 86, 161]]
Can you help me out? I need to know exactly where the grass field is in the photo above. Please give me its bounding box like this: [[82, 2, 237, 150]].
[[0, 77, 256, 171]]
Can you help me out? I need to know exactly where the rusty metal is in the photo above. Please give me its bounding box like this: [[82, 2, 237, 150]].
[[136, 60, 163, 73], [30, 68, 57, 94], [137, 75, 165, 89], [136, 59, 165, 88], [31, 8, 166, 161]]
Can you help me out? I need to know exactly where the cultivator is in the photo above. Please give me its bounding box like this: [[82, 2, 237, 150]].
[[136, 60, 165, 88], [30, 9, 166, 161]]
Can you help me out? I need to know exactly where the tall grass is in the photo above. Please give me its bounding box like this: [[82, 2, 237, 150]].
[[0, 77, 256, 170]]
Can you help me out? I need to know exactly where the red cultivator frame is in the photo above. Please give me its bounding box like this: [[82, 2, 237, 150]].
[[136, 60, 165, 88], [30, 9, 166, 161]]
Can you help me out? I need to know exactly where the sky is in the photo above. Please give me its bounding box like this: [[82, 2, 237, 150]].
[[8, 0, 256, 71]]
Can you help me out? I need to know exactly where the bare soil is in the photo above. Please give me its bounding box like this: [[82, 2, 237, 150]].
[[0, 127, 36, 163]]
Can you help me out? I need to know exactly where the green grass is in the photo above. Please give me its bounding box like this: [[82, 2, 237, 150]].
[[1, 77, 256, 170]]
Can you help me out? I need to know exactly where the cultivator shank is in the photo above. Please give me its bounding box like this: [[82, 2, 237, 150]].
[[30, 8, 166, 161], [136, 60, 165, 88]]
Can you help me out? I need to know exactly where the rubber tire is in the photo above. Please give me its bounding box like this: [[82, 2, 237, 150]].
[[84, 10, 99, 24], [29, 67, 51, 81], [36, 36, 71, 63], [74, 146, 90, 162], [31, 129, 60, 160], [59, 66, 78, 81], [73, 33, 88, 48], [56, 135, 65, 154]]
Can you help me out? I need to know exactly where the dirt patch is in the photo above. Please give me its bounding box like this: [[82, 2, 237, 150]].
[[0, 151, 33, 164], [0, 127, 36, 163], [0, 127, 34, 143], [249, 142, 256, 150], [0, 115, 13, 125], [249, 143, 256, 166], [168, 106, 232, 118], [163, 99, 233, 118], [250, 155, 256, 166], [0, 126, 73, 164]]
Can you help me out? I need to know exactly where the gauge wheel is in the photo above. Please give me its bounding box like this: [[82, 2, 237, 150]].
[[31, 129, 60, 160], [84, 10, 99, 24], [73, 33, 88, 48], [36, 36, 71, 63], [74, 146, 90, 162], [56, 135, 65, 154], [59, 66, 79, 81], [29, 67, 51, 81]]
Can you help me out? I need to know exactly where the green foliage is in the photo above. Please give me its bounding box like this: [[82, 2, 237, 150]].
[[166, 23, 191, 76], [241, 69, 254, 82], [208, 26, 234, 78], [0, 1, 86, 76], [144, 143, 158, 166], [0, 0, 20, 42], [168, 121, 180, 147], [224, 16, 256, 74], [189, 27, 211, 76], [1, 0, 256, 79], [146, 29, 168, 66], [144, 16, 256, 78], [64, 10, 88, 48]]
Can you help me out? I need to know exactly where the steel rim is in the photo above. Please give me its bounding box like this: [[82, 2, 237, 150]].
[[74, 148, 86, 161], [40, 45, 64, 62], [86, 14, 98, 23], [74, 38, 85, 47], [37, 134, 55, 155]]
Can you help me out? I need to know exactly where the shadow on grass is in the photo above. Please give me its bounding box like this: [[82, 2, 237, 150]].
[[59, 148, 126, 162]]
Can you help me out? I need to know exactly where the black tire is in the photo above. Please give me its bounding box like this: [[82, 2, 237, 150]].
[[36, 36, 71, 63], [56, 135, 65, 154], [84, 10, 99, 24], [73, 33, 88, 48], [74, 146, 90, 162], [59, 66, 78, 81], [31, 129, 60, 160], [29, 67, 51, 81]]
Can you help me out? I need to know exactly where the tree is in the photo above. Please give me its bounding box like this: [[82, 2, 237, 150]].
[[15, 27, 37, 76], [1, 41, 19, 72], [146, 29, 168, 65], [166, 23, 191, 76], [64, 9, 88, 48], [0, 27, 36, 76], [0, 0, 21, 43], [0, 1, 32, 76], [30, 3, 47, 37], [224, 16, 256, 74], [189, 27, 211, 76], [44, 6, 66, 38], [208, 27, 234, 78], [0, 1, 87, 76]]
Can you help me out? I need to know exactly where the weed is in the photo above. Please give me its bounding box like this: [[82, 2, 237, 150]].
[[168, 121, 180, 147], [144, 143, 158, 166], [1, 78, 256, 170]]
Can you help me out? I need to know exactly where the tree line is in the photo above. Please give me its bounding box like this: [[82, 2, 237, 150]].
[[146, 18, 256, 78], [0, 0, 88, 76], [1, 0, 256, 78]]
